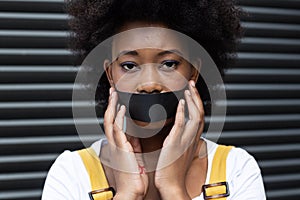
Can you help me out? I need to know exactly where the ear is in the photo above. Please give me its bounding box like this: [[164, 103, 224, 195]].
[[190, 58, 201, 82], [103, 59, 114, 87]]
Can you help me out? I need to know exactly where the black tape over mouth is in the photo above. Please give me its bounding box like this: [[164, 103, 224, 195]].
[[117, 88, 186, 122]]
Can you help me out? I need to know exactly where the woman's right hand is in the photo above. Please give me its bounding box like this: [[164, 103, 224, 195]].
[[103, 87, 148, 200]]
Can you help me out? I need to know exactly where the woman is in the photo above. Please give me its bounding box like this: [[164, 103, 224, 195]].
[[42, 0, 266, 199]]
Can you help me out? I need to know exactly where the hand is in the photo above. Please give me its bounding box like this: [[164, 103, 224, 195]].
[[154, 81, 205, 200], [103, 87, 148, 200]]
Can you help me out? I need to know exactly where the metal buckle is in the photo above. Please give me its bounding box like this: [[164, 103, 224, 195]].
[[202, 181, 230, 199], [88, 187, 115, 200]]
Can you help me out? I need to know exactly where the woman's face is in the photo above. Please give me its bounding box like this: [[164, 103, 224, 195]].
[[105, 21, 198, 93]]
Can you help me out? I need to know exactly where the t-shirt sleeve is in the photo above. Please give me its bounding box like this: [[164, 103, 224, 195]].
[[41, 150, 90, 200], [227, 148, 266, 200]]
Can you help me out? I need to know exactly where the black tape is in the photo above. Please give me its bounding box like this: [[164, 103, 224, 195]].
[[117, 89, 185, 122]]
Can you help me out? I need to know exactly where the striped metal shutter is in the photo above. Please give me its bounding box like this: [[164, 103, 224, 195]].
[[0, 1, 83, 200], [0, 0, 299, 199]]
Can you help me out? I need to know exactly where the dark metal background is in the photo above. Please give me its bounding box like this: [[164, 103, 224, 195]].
[[0, 0, 299, 199]]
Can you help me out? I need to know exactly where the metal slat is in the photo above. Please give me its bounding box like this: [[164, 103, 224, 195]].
[[0, 118, 103, 137], [225, 84, 300, 99], [0, 154, 57, 173], [0, 0, 64, 13], [213, 114, 300, 130], [218, 99, 300, 115], [0, 135, 96, 155], [267, 188, 300, 199], [259, 158, 300, 174], [244, 144, 300, 160], [242, 22, 300, 38], [0, 30, 69, 48], [0, 48, 75, 65], [238, 37, 300, 53], [0, 12, 68, 30], [0, 189, 41, 200], [235, 52, 300, 68], [224, 68, 300, 83], [0, 101, 93, 119], [264, 173, 300, 190], [238, 0, 300, 9], [0, 172, 47, 190], [209, 128, 300, 146], [241, 6, 300, 24], [0, 84, 74, 101], [0, 66, 77, 83]]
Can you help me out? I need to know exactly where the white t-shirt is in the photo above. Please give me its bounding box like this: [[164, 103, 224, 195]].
[[42, 138, 266, 200]]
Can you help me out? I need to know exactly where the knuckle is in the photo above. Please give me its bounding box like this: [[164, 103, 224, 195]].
[[191, 116, 201, 125], [200, 113, 205, 121], [192, 113, 201, 122], [190, 120, 199, 128], [103, 120, 109, 128], [113, 123, 120, 132], [103, 112, 111, 121], [176, 118, 185, 128], [103, 111, 108, 119]]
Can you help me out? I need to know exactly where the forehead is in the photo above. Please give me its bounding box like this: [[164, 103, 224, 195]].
[[111, 27, 188, 59]]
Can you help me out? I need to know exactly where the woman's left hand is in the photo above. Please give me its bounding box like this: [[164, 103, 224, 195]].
[[154, 80, 205, 200]]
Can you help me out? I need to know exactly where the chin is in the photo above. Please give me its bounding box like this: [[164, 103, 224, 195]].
[[128, 117, 175, 130]]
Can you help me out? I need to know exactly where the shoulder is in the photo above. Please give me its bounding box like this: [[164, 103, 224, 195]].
[[226, 147, 263, 181], [226, 147, 266, 199], [46, 150, 86, 176], [42, 150, 91, 200], [51, 150, 83, 168]]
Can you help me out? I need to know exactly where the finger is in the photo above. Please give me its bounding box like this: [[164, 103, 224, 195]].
[[184, 89, 200, 121], [105, 88, 118, 124], [164, 99, 185, 146], [189, 81, 205, 136], [113, 105, 133, 151], [183, 90, 202, 142], [103, 88, 118, 143], [189, 80, 204, 114]]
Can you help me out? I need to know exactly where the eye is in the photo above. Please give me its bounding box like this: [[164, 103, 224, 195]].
[[120, 62, 138, 71], [160, 60, 179, 70]]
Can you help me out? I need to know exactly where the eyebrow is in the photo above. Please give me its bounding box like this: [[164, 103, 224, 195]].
[[115, 49, 184, 61], [157, 49, 184, 57], [115, 50, 139, 61]]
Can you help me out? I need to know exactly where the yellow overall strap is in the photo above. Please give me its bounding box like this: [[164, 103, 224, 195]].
[[204, 145, 233, 200], [77, 148, 113, 200]]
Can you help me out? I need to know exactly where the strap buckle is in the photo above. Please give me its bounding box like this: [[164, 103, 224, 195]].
[[88, 187, 115, 200], [202, 181, 230, 199]]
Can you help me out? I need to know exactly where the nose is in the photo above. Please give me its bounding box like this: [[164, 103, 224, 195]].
[[137, 83, 163, 94], [136, 65, 163, 94]]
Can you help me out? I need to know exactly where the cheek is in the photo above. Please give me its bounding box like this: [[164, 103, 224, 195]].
[[111, 68, 138, 91], [161, 67, 193, 90], [161, 76, 187, 91]]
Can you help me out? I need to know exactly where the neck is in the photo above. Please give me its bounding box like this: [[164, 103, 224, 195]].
[[139, 124, 173, 153], [125, 118, 174, 152]]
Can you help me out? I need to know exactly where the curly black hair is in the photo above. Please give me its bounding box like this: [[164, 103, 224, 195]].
[[66, 0, 244, 116]]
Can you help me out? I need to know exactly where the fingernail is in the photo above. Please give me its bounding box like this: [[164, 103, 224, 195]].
[[185, 90, 191, 96], [120, 105, 125, 110], [109, 87, 112, 95], [190, 80, 196, 87], [181, 99, 185, 105], [111, 91, 116, 97]]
